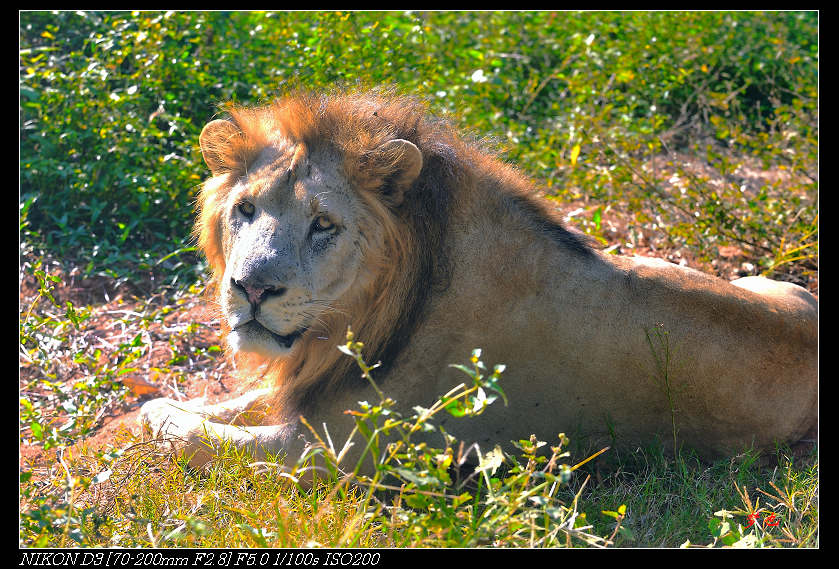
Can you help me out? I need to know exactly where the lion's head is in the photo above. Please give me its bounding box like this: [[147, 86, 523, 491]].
[[196, 90, 465, 412]]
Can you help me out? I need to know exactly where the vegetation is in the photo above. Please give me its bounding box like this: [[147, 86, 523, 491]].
[[20, 11, 817, 548]]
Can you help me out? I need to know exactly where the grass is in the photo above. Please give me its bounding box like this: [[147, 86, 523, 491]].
[[570, 445, 818, 547], [19, 273, 818, 547], [20, 433, 818, 547]]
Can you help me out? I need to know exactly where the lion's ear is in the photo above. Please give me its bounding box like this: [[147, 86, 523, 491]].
[[199, 119, 243, 176], [375, 139, 423, 206]]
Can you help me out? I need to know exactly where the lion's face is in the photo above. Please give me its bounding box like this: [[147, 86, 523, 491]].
[[217, 142, 370, 359], [198, 106, 424, 365]]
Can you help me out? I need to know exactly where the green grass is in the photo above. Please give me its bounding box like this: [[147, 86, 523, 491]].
[[20, 10, 818, 548], [570, 445, 818, 547], [19, 432, 819, 547]]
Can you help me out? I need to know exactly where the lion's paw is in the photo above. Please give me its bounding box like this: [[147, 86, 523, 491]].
[[139, 397, 207, 438]]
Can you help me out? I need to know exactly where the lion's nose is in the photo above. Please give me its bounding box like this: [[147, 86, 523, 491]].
[[231, 278, 287, 306]]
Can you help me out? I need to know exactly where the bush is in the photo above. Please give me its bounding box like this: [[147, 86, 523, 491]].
[[20, 11, 817, 287]]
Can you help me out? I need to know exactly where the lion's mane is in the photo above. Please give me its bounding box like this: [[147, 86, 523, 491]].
[[195, 89, 592, 418]]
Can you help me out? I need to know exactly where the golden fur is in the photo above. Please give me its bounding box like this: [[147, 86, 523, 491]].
[[140, 89, 817, 470], [196, 90, 465, 416]]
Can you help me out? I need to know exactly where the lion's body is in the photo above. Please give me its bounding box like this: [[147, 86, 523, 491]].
[[140, 90, 817, 470]]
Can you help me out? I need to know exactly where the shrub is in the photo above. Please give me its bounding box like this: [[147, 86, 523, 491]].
[[20, 11, 817, 287]]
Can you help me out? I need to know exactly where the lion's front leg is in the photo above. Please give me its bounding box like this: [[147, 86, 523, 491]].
[[138, 389, 295, 468], [140, 388, 271, 425]]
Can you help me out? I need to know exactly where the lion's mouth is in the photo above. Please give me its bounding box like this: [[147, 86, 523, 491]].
[[236, 320, 306, 349]]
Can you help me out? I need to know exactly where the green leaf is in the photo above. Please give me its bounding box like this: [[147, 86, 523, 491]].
[[441, 397, 467, 417], [529, 496, 549, 507], [404, 493, 431, 510], [30, 421, 44, 440], [452, 492, 472, 507], [393, 467, 441, 488], [448, 364, 475, 378], [721, 531, 740, 547]]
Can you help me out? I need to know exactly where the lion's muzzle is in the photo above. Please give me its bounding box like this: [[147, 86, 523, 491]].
[[231, 277, 288, 306]]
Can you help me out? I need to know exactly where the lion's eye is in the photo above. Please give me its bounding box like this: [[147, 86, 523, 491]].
[[237, 201, 255, 219], [312, 215, 336, 233]]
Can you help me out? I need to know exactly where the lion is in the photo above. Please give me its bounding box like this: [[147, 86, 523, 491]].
[[140, 89, 818, 473]]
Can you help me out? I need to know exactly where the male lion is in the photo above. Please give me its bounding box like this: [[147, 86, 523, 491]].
[[141, 90, 817, 472]]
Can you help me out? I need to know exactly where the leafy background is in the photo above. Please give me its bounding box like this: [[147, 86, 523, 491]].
[[20, 11, 818, 548], [21, 10, 818, 288]]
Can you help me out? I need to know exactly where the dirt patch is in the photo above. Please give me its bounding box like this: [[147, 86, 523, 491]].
[[19, 257, 249, 474], [541, 150, 818, 295]]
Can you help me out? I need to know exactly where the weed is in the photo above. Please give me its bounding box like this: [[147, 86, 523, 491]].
[[302, 333, 616, 547], [644, 323, 683, 457]]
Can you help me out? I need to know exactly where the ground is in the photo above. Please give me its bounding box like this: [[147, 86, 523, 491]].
[[19, 263, 245, 476]]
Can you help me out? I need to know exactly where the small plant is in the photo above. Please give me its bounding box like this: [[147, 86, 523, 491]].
[[288, 329, 621, 547], [645, 323, 683, 457], [686, 485, 781, 548], [20, 446, 124, 547], [20, 265, 129, 451], [685, 459, 819, 548]]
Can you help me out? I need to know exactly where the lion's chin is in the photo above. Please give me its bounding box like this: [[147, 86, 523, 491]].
[[229, 321, 306, 358]]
